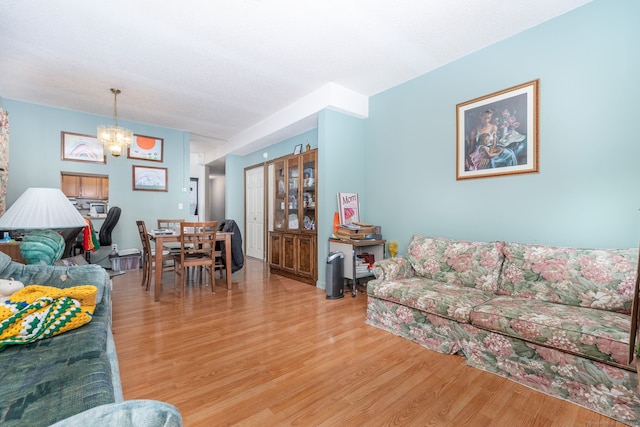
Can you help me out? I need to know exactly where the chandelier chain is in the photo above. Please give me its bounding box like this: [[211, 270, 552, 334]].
[[111, 88, 121, 128]]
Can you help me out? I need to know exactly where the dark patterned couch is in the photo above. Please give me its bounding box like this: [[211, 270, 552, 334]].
[[366, 235, 639, 426], [0, 252, 182, 426]]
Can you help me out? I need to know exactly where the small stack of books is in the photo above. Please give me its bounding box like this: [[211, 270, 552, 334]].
[[355, 258, 370, 275], [334, 222, 375, 240]]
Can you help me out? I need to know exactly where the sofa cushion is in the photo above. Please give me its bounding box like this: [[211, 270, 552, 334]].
[[404, 235, 505, 292], [368, 277, 496, 323], [470, 296, 630, 367], [498, 242, 638, 313]]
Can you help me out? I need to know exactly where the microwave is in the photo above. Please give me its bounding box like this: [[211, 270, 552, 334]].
[[89, 202, 107, 218]]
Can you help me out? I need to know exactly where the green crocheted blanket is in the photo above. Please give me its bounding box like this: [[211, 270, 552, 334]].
[[0, 284, 97, 349]]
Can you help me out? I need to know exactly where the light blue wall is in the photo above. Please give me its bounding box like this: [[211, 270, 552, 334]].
[[3, 99, 191, 251], [364, 0, 640, 252], [317, 109, 366, 287], [224, 154, 244, 232], [233, 0, 639, 289], [244, 129, 318, 168]]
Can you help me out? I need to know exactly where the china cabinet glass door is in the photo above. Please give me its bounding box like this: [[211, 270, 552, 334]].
[[273, 160, 286, 230], [287, 157, 300, 230], [301, 151, 316, 231]]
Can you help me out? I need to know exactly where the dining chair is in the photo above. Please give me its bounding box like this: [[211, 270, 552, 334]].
[[213, 244, 225, 281], [157, 218, 183, 233], [157, 218, 184, 252], [160, 218, 206, 279], [173, 221, 218, 297], [136, 220, 173, 291]]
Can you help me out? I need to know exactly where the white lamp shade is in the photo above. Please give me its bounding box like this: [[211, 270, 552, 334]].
[[0, 187, 88, 229]]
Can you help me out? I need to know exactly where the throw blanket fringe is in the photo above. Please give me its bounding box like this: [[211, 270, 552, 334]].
[[0, 284, 97, 349]]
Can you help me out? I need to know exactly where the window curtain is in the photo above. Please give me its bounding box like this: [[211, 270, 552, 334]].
[[0, 108, 8, 216]]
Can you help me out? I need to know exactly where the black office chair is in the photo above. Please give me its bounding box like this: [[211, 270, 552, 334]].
[[99, 206, 121, 247], [60, 227, 84, 259]]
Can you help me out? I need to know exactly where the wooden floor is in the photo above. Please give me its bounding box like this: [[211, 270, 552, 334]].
[[112, 258, 626, 427]]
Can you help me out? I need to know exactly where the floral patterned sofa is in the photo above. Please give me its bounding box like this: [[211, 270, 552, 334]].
[[366, 235, 639, 426]]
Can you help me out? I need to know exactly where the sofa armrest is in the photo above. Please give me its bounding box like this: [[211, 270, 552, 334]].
[[372, 256, 415, 281], [48, 400, 182, 427]]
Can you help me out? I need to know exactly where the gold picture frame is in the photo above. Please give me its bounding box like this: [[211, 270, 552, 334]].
[[456, 80, 539, 180]]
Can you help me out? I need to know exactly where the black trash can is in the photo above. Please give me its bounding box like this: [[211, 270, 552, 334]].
[[326, 251, 344, 300]]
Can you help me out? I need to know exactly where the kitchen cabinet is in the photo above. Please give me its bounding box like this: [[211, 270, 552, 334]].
[[61, 173, 109, 199]]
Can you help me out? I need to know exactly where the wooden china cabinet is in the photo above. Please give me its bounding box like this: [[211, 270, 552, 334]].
[[269, 148, 317, 285]]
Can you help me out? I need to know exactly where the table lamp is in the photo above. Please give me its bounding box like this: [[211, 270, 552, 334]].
[[0, 188, 87, 264]]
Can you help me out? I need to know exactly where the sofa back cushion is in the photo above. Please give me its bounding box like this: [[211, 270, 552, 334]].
[[0, 252, 110, 304], [498, 242, 638, 313], [404, 235, 505, 292]]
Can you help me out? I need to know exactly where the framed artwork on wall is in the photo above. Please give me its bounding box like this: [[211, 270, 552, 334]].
[[337, 192, 360, 225], [61, 131, 106, 164], [127, 134, 163, 162], [456, 79, 539, 180], [132, 165, 168, 192]]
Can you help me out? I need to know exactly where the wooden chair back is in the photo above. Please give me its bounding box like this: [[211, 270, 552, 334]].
[[136, 220, 153, 255], [157, 219, 183, 232], [157, 218, 184, 252], [177, 221, 218, 259], [136, 220, 152, 290], [174, 221, 218, 296]]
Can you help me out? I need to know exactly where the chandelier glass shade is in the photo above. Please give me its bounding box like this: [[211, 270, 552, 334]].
[[97, 88, 133, 157]]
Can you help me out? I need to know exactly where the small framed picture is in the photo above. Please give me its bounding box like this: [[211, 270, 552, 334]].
[[293, 144, 302, 155], [337, 192, 360, 225], [132, 165, 168, 192], [128, 134, 164, 162], [456, 80, 539, 180], [61, 131, 106, 163]]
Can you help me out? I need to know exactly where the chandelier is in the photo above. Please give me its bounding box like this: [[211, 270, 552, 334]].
[[97, 88, 133, 157]]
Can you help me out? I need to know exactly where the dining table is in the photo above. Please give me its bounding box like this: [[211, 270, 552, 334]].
[[149, 230, 233, 301]]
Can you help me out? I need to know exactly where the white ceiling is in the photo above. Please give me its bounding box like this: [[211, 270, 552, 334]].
[[0, 0, 592, 161]]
